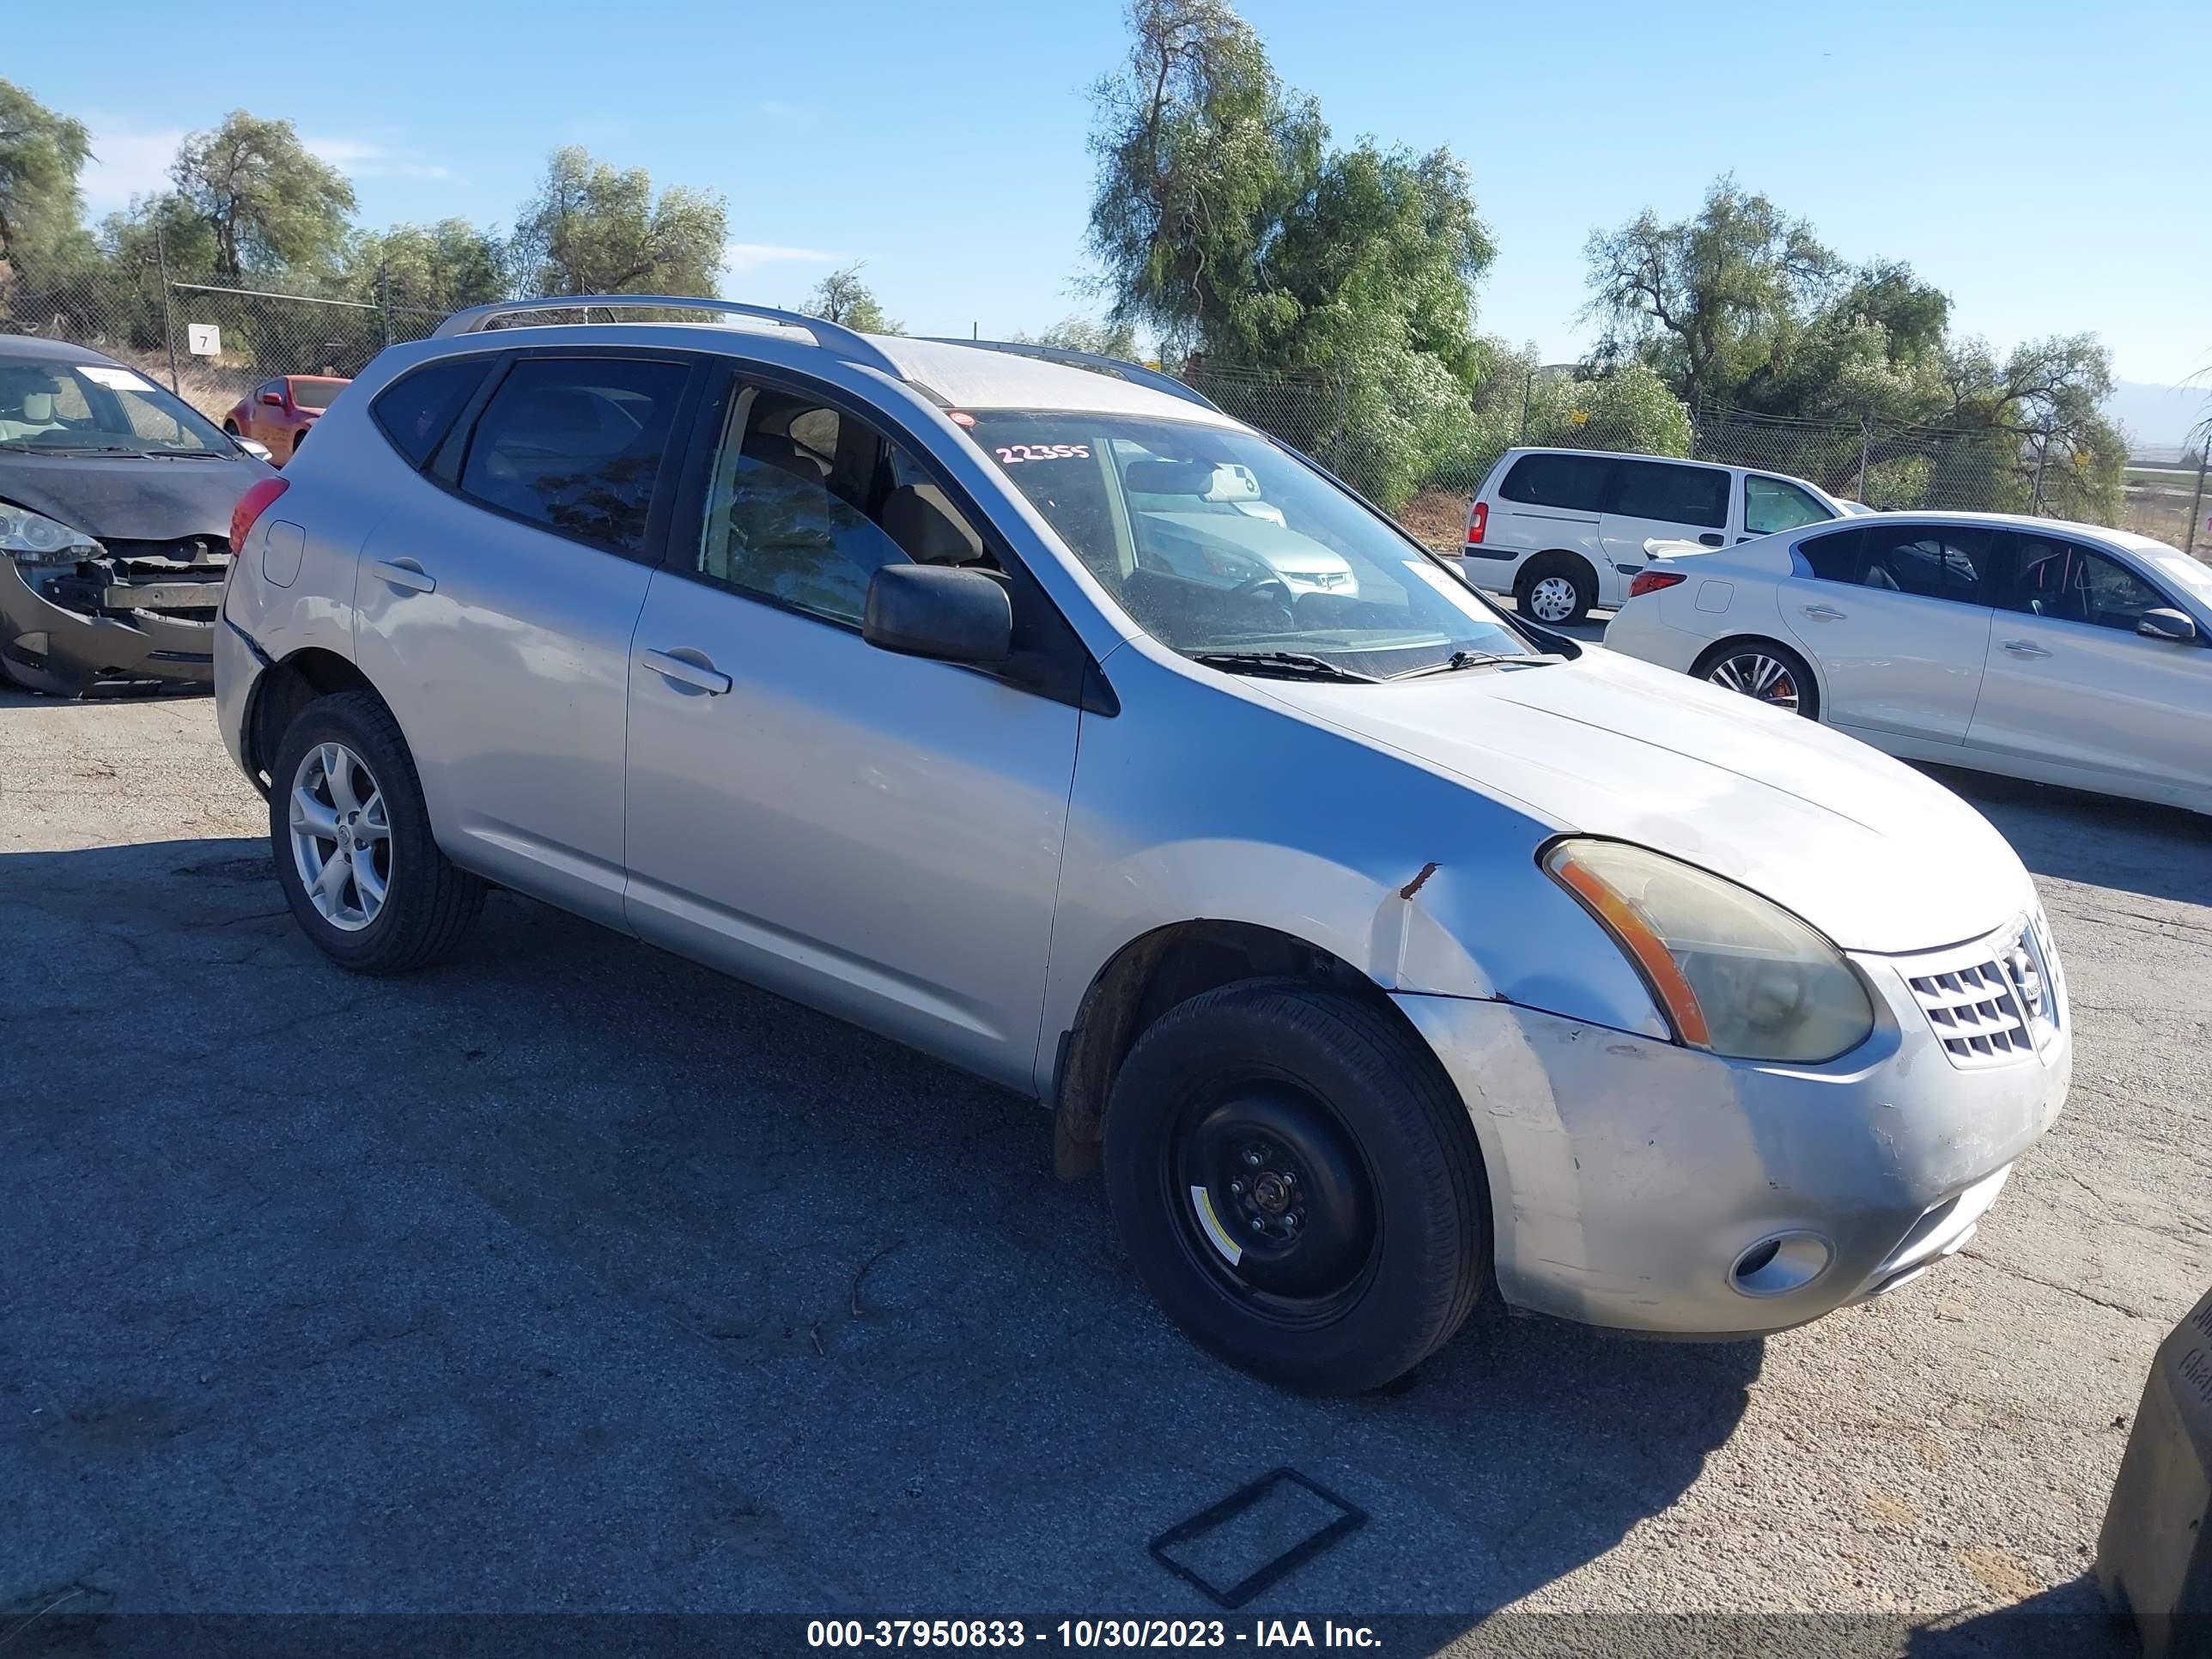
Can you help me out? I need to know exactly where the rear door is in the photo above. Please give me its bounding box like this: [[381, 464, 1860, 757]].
[[1599, 459, 1732, 603], [353, 348, 702, 927], [1966, 532, 2212, 800], [1778, 521, 1998, 743], [1482, 451, 1610, 593]]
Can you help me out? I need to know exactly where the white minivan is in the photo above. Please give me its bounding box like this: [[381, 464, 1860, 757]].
[[1461, 447, 1853, 625]]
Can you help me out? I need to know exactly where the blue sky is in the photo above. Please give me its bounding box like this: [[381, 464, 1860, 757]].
[[15, 0, 2207, 405]]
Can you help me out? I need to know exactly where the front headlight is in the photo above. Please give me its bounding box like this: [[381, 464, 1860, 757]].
[[0, 501, 101, 565], [1543, 837, 1875, 1063]]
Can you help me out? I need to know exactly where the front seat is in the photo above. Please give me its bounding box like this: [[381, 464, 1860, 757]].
[[882, 483, 985, 567]]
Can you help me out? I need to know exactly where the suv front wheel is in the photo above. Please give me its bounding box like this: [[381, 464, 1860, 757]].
[[1103, 981, 1492, 1395], [270, 690, 486, 974]]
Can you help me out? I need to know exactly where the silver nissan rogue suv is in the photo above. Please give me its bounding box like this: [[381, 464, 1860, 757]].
[[216, 297, 2068, 1395]]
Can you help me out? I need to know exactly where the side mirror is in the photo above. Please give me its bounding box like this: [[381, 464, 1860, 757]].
[[864, 564, 1012, 665], [2138, 608, 2198, 643], [260, 392, 284, 408]]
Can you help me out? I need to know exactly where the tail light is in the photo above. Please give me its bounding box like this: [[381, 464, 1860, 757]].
[[1628, 569, 1686, 599], [1465, 501, 1487, 545], [230, 477, 289, 553]]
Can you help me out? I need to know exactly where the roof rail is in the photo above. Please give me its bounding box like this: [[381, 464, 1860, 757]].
[[430, 295, 905, 378], [925, 337, 1221, 413]]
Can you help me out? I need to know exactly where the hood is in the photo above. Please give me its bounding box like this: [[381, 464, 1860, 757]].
[[1259, 647, 2031, 955], [0, 451, 268, 544]]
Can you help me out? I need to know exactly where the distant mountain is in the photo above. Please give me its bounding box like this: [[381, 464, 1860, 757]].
[[2104, 380, 2209, 455]]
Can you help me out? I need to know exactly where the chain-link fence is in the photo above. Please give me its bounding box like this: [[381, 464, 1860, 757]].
[[1, 262, 444, 426], [1175, 357, 2160, 547]]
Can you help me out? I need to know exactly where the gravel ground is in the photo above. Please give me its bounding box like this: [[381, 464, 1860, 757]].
[[1, 673, 2205, 1654]]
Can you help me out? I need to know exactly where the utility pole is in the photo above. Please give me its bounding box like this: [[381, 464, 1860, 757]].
[[2030, 422, 2051, 516], [1856, 414, 1872, 504], [2186, 447, 2209, 561], [155, 224, 181, 393], [377, 265, 393, 348]]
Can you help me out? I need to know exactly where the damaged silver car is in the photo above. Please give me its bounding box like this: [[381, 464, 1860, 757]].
[[0, 332, 275, 696]]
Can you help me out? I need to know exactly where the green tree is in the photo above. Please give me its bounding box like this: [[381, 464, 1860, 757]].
[[509, 146, 726, 297], [1584, 176, 1839, 409], [1013, 313, 1139, 358], [171, 112, 357, 283], [800, 262, 897, 333], [346, 219, 507, 313], [1084, 0, 1493, 507], [1085, 0, 1322, 356], [0, 79, 92, 273]]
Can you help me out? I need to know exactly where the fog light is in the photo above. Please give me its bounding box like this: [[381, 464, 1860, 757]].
[[1730, 1231, 1832, 1297]]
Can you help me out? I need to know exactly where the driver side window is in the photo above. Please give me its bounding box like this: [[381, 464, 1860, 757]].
[[693, 380, 994, 628], [2005, 537, 2166, 632]]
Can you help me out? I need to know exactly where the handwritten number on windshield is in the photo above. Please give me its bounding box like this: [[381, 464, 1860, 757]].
[[995, 444, 1091, 464]]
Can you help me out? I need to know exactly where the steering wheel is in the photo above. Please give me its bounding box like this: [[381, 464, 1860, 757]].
[[1231, 574, 1297, 625]]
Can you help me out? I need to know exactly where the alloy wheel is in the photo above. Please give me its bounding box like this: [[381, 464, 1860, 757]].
[[288, 740, 391, 933], [1708, 651, 1803, 711]]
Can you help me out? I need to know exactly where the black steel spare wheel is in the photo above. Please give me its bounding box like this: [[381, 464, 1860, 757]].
[[1104, 980, 1491, 1395], [1175, 1084, 1378, 1315]]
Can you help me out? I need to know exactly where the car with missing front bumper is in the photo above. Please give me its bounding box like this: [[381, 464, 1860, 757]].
[[0, 332, 274, 696], [215, 296, 2068, 1395]]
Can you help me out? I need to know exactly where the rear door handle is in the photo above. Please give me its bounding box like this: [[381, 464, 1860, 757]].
[[641, 648, 732, 696], [370, 559, 436, 594], [2002, 639, 2052, 659], [1801, 604, 1845, 621], [1698, 532, 1724, 547]]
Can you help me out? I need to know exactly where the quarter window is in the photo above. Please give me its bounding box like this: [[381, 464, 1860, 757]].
[[2007, 537, 2166, 632], [372, 356, 495, 470], [456, 356, 688, 556], [1498, 453, 1610, 514], [1607, 459, 1729, 529], [694, 381, 994, 628], [1745, 476, 1833, 537]]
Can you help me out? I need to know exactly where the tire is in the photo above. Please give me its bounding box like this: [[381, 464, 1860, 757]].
[[292, 429, 307, 456], [1515, 554, 1595, 626], [1692, 636, 1820, 720], [269, 690, 486, 974], [1103, 980, 1491, 1395], [222, 420, 240, 436]]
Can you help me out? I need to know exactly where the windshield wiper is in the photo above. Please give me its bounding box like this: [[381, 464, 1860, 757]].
[[36, 443, 155, 457], [1191, 650, 1380, 684], [1393, 650, 1552, 680]]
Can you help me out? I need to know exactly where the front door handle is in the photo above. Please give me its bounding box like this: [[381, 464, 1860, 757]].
[[641, 648, 732, 696], [370, 559, 436, 594], [1801, 604, 1846, 621], [2002, 639, 2052, 659]]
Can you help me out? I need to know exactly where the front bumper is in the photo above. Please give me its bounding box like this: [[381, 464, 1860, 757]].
[[1395, 923, 2070, 1338], [0, 551, 229, 696]]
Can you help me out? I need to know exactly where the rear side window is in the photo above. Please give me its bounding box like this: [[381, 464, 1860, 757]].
[[1498, 453, 1610, 513], [456, 356, 689, 557], [1607, 460, 1728, 528], [1798, 527, 1863, 581], [1802, 523, 1995, 604], [372, 357, 494, 469]]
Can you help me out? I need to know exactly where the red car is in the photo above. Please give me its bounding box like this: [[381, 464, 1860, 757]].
[[222, 374, 349, 462]]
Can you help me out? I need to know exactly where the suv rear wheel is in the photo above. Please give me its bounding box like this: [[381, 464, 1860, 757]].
[[270, 690, 485, 974], [1515, 554, 1595, 626], [1103, 981, 1491, 1395]]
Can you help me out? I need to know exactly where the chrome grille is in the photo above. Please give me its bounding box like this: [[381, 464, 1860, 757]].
[[1908, 957, 2033, 1063], [1902, 914, 2062, 1068]]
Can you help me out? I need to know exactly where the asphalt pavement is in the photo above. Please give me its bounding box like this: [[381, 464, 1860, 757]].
[[2, 647, 2205, 1652]]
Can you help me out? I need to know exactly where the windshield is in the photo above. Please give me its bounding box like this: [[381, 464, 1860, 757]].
[[289, 377, 345, 410], [0, 359, 235, 456], [2150, 552, 2212, 607], [969, 410, 1533, 678]]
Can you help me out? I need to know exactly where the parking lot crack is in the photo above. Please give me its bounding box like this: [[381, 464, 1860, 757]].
[[1959, 1248, 2150, 1320]]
